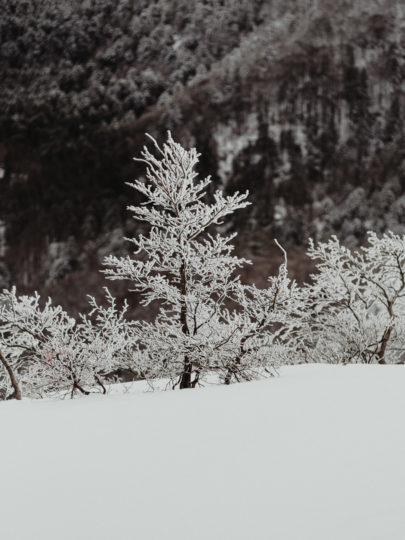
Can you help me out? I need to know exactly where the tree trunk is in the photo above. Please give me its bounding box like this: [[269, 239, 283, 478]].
[[179, 262, 192, 389], [71, 380, 90, 399], [0, 348, 22, 400], [179, 361, 192, 389], [377, 326, 392, 365], [224, 332, 250, 385]]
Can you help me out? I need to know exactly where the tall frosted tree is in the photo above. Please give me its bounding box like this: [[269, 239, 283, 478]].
[[104, 133, 295, 388]]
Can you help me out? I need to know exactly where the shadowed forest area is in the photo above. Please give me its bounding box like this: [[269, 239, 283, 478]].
[[1, 0, 405, 313]]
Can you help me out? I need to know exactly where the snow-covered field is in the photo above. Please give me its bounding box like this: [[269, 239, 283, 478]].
[[1, 365, 405, 540]]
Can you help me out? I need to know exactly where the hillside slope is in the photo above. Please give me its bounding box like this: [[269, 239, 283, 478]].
[[1, 365, 405, 540], [1, 0, 405, 308]]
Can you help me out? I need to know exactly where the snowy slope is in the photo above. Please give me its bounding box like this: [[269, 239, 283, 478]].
[[1, 365, 405, 540]]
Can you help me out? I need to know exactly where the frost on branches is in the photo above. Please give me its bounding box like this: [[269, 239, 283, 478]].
[[104, 132, 295, 388], [0, 288, 136, 399], [3, 133, 405, 401], [0, 133, 295, 400], [3, 134, 405, 400], [291, 232, 405, 364]]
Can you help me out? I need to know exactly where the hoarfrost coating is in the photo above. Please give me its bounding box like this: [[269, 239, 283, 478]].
[[2, 133, 405, 401], [103, 132, 296, 388], [0, 133, 296, 398]]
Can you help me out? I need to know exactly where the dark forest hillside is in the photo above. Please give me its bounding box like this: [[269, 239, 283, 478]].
[[1, 0, 405, 311]]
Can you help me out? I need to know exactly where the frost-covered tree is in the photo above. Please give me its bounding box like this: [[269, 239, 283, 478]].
[[104, 133, 295, 388], [290, 232, 405, 364]]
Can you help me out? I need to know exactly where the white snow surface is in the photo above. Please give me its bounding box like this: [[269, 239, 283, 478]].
[[1, 364, 405, 540]]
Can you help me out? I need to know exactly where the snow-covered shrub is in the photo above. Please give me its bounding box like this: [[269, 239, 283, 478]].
[[80, 289, 141, 382], [290, 232, 405, 364], [225, 244, 300, 382], [104, 132, 296, 388], [0, 287, 136, 399], [0, 288, 74, 399]]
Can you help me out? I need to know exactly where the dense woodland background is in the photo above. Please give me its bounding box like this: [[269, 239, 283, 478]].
[[1, 0, 405, 313]]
